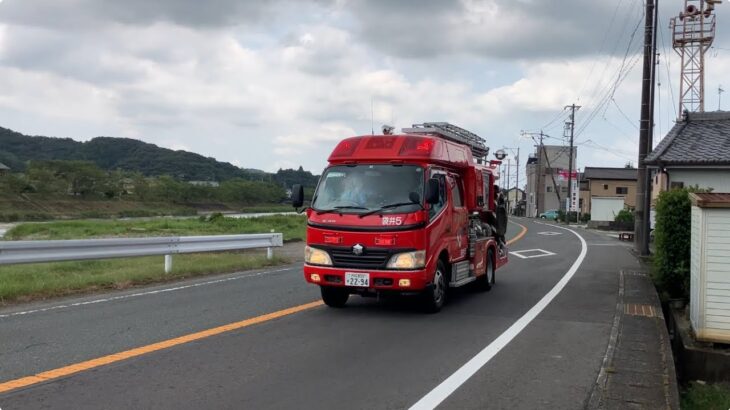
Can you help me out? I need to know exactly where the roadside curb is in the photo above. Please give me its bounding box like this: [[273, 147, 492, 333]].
[[587, 268, 680, 409]]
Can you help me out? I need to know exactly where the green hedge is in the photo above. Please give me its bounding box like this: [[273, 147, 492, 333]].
[[614, 209, 635, 224], [653, 188, 692, 299]]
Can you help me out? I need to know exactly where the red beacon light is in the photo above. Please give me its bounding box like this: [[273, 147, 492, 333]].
[[399, 136, 436, 157], [330, 138, 361, 158]]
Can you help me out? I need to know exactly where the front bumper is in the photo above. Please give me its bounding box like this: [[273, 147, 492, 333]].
[[303, 264, 430, 291]]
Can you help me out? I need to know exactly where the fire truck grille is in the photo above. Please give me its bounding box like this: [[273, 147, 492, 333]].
[[324, 246, 413, 269]]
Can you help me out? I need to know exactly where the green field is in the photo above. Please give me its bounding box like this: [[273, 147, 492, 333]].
[[0, 252, 287, 304], [4, 214, 306, 242], [0, 214, 306, 304]]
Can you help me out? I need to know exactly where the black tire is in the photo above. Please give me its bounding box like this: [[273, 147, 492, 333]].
[[422, 260, 447, 313], [540, 216, 546, 219], [321, 286, 349, 308], [476, 249, 495, 292]]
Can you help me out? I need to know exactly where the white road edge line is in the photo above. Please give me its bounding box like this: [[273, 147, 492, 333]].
[[409, 223, 588, 410], [0, 265, 299, 319]]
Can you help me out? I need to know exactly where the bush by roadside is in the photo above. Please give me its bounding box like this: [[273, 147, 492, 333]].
[[682, 381, 730, 410], [653, 188, 692, 300]]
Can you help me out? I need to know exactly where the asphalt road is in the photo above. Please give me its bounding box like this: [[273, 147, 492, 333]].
[[0, 218, 640, 409]]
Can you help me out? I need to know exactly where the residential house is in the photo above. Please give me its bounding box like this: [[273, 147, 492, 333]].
[[582, 167, 637, 222], [505, 187, 526, 216], [0, 162, 9, 175], [646, 111, 730, 198]]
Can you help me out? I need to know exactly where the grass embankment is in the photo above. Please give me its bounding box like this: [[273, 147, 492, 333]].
[[5, 214, 306, 242], [0, 215, 306, 304], [0, 253, 287, 304], [0, 194, 295, 221], [0, 196, 197, 221], [682, 381, 730, 410]]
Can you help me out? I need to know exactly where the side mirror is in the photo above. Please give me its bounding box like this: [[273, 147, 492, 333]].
[[291, 184, 304, 208], [425, 178, 440, 204]]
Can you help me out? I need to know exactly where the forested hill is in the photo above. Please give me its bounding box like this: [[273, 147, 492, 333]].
[[0, 126, 303, 183]]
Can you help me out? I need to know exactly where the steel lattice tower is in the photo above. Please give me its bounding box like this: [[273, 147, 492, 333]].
[[670, 0, 720, 115]]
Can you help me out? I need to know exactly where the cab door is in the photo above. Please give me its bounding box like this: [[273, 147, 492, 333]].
[[447, 174, 469, 261], [427, 171, 448, 259]]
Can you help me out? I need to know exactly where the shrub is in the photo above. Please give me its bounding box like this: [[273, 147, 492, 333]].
[[653, 188, 692, 299], [614, 209, 635, 224], [580, 213, 591, 223]]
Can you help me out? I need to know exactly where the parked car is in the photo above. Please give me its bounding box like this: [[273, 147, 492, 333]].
[[539, 209, 559, 220]]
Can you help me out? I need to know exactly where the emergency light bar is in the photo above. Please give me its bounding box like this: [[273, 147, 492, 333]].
[[402, 122, 489, 160]]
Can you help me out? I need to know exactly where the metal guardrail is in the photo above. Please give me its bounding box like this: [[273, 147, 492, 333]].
[[0, 233, 284, 273]]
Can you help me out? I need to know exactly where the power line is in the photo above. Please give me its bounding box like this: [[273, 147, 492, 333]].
[[574, 0, 626, 100], [659, 17, 677, 121], [575, 13, 645, 138], [612, 98, 640, 131], [583, 3, 643, 106]]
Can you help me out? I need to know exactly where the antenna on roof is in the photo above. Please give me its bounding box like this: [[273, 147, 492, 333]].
[[370, 97, 374, 135]]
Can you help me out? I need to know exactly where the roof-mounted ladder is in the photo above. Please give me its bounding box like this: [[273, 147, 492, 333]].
[[402, 122, 490, 160]]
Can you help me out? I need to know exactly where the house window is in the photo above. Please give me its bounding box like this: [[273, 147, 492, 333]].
[[670, 181, 684, 189], [579, 198, 584, 208], [616, 187, 628, 195], [561, 186, 568, 193], [546, 186, 552, 193], [603, 184, 609, 190]]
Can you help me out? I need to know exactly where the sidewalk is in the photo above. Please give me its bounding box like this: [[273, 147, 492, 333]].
[[587, 249, 680, 409]]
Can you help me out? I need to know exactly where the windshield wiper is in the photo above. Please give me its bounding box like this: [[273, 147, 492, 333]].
[[315, 205, 368, 215], [358, 202, 423, 218]]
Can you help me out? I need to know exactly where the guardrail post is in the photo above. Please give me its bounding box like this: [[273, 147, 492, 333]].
[[164, 254, 172, 273], [267, 247, 273, 260]]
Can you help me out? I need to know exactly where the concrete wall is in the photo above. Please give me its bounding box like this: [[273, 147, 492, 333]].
[[669, 170, 730, 192]]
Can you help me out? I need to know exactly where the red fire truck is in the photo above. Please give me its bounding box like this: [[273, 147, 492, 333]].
[[291, 122, 509, 312]]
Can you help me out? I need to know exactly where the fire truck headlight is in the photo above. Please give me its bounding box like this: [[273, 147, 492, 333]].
[[305, 246, 333, 266], [387, 250, 426, 269]]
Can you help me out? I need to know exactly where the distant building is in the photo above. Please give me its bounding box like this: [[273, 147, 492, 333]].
[[646, 111, 730, 199], [188, 180, 220, 187], [505, 188, 526, 216], [0, 162, 9, 175], [582, 167, 637, 222], [524, 145, 577, 217]]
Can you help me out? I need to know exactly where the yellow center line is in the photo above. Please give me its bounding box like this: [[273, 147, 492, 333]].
[[0, 300, 324, 394], [506, 221, 528, 245], [1, 221, 529, 395]]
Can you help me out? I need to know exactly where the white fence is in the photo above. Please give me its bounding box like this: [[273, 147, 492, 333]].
[[0, 233, 284, 273]]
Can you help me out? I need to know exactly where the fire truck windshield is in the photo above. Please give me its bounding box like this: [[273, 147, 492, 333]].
[[312, 164, 424, 214]]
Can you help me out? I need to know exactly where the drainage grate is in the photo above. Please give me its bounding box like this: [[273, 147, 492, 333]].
[[624, 303, 659, 317]]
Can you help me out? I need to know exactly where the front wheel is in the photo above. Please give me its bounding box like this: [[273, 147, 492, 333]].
[[321, 286, 349, 308], [422, 260, 447, 313]]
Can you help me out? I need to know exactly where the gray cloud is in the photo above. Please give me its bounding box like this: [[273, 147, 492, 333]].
[[0, 0, 279, 28], [344, 0, 643, 60]]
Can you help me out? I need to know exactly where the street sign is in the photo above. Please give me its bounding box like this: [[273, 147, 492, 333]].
[[557, 169, 578, 181]]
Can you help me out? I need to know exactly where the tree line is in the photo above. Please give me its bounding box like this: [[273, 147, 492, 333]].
[[0, 160, 317, 205]]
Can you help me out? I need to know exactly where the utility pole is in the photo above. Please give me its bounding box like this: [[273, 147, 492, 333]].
[[506, 158, 511, 213], [564, 104, 580, 224], [720, 85, 725, 110], [515, 147, 520, 216], [636, 0, 657, 256]]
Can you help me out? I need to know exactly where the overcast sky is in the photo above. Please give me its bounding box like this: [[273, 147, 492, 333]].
[[0, 0, 729, 186]]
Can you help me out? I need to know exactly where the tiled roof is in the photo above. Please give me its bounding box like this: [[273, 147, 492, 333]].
[[0, 162, 9, 170], [583, 167, 637, 181], [646, 111, 730, 165]]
